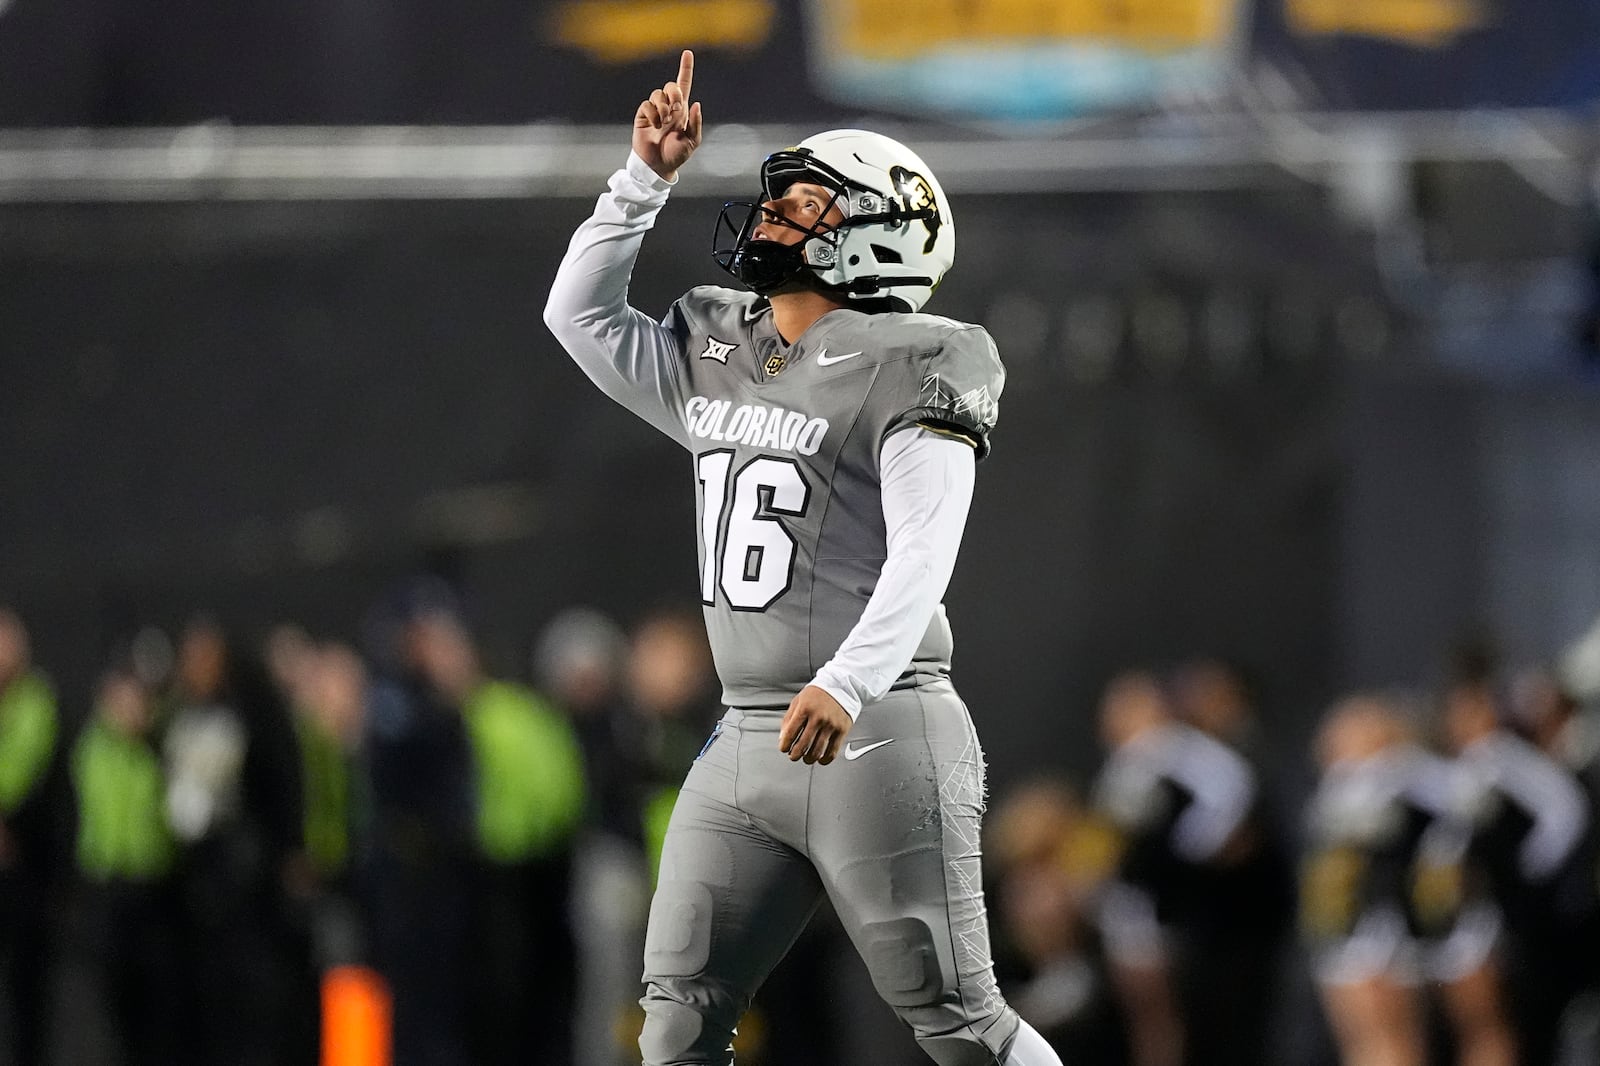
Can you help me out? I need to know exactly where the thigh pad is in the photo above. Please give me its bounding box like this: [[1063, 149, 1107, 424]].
[[643, 880, 715, 978], [860, 916, 943, 1007]]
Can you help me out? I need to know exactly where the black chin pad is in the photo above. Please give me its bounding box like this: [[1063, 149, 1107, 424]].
[[732, 239, 808, 295]]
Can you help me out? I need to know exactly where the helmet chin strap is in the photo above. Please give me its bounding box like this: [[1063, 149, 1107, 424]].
[[839, 273, 932, 297]]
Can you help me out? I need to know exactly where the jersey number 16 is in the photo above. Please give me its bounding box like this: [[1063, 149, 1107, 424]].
[[696, 451, 812, 611]]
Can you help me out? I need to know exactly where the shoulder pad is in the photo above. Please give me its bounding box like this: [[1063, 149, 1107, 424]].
[[907, 324, 1004, 458]]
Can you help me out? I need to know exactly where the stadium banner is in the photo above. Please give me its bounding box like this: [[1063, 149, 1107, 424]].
[[801, 0, 1249, 121], [0, 0, 1597, 125], [1251, 0, 1600, 110], [539, 0, 1600, 122]]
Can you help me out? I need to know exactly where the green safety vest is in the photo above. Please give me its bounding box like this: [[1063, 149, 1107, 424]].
[[463, 680, 587, 864], [296, 714, 352, 877], [0, 671, 57, 814], [72, 720, 175, 882]]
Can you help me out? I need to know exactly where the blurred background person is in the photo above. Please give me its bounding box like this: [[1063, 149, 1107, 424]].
[[360, 577, 476, 1066], [620, 605, 720, 882], [1505, 661, 1600, 1063], [70, 661, 187, 1066], [1438, 642, 1598, 1066], [263, 622, 317, 714], [261, 621, 342, 904], [265, 631, 377, 1064], [258, 621, 329, 1035], [986, 777, 1127, 1065], [412, 606, 587, 1066], [1509, 662, 1600, 805], [292, 641, 373, 966], [1091, 668, 1294, 1066], [162, 614, 307, 1066], [1298, 691, 1518, 1066], [1170, 655, 1263, 758], [535, 606, 633, 843], [1301, 692, 1428, 1066], [533, 605, 649, 1066], [0, 608, 61, 1066]]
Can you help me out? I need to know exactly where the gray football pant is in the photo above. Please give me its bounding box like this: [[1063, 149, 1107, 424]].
[[637, 682, 1023, 1066]]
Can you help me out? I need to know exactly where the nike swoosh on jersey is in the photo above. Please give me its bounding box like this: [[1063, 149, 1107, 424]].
[[842, 738, 896, 761], [815, 348, 864, 367]]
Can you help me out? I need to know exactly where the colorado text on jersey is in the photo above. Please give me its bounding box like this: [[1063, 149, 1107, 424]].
[[683, 396, 829, 456]]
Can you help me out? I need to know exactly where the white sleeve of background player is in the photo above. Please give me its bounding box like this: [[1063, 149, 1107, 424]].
[[810, 428, 975, 720], [542, 152, 691, 448]]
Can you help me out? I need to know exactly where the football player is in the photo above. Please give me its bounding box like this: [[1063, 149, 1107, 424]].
[[543, 50, 1061, 1066]]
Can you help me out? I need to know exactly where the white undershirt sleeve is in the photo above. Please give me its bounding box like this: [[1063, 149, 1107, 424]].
[[809, 427, 976, 719], [542, 152, 692, 448]]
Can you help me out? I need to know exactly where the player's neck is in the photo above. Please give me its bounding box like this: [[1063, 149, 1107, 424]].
[[769, 289, 847, 346]]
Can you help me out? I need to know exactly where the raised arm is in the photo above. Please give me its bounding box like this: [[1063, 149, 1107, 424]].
[[542, 50, 706, 448]]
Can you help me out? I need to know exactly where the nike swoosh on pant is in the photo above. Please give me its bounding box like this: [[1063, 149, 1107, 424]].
[[842, 738, 895, 760]]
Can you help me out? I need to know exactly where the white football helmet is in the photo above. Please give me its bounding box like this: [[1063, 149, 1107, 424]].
[[713, 129, 955, 314]]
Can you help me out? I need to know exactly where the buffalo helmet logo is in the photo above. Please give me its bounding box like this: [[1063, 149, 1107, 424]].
[[890, 165, 941, 255]]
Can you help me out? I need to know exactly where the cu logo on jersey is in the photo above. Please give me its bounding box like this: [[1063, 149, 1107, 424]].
[[890, 166, 941, 254]]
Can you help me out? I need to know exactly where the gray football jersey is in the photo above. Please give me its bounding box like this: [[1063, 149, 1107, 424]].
[[651, 285, 1005, 710]]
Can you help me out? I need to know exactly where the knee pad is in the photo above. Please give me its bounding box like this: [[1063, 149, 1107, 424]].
[[638, 993, 730, 1066], [859, 917, 1016, 1066], [998, 1019, 1060, 1066], [915, 1010, 1022, 1066]]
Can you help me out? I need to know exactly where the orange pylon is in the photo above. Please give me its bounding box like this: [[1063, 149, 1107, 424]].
[[321, 965, 392, 1066]]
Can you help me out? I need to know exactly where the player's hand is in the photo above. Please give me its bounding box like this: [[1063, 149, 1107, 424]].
[[633, 49, 703, 183], [778, 685, 852, 765]]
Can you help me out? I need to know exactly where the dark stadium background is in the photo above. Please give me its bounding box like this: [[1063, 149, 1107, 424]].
[[4, 145, 1593, 796]]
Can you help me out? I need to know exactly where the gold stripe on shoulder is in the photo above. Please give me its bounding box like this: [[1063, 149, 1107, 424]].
[[914, 421, 979, 448]]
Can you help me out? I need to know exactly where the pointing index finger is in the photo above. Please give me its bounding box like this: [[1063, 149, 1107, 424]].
[[677, 49, 694, 102]]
